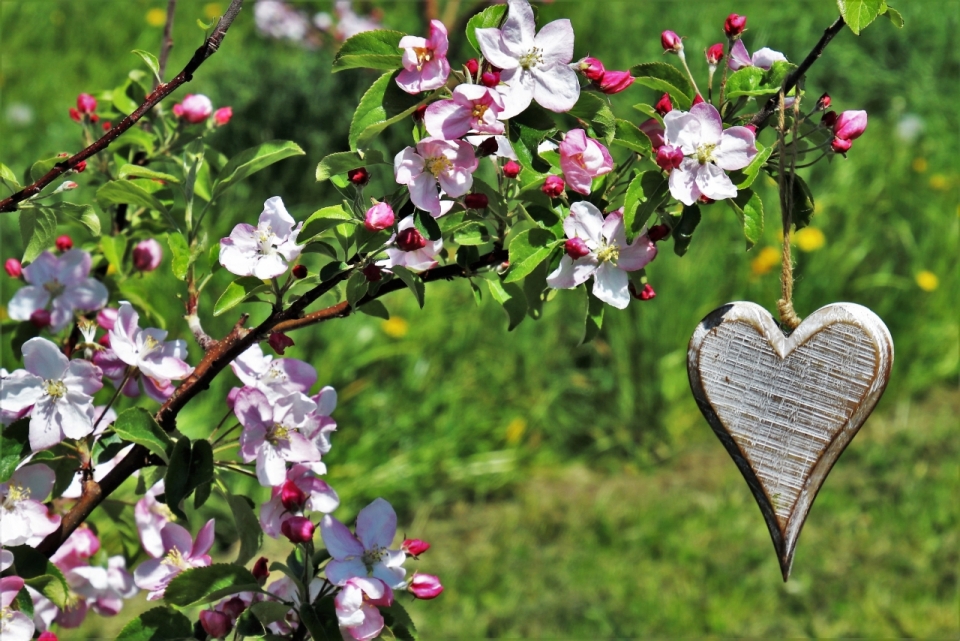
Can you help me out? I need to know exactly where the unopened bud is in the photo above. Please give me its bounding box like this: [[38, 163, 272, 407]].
[[564, 237, 591, 260], [476, 137, 499, 157], [413, 104, 428, 122], [349, 167, 370, 186], [691, 94, 705, 106], [77, 93, 97, 114], [69, 108, 82, 123], [815, 92, 831, 111], [178, 94, 213, 124], [199, 610, 233, 639], [280, 480, 307, 510], [655, 145, 684, 172], [639, 119, 665, 149], [481, 71, 500, 88], [407, 574, 444, 600], [280, 516, 315, 544], [402, 538, 431, 557], [831, 137, 853, 153], [5, 258, 23, 278], [647, 224, 671, 242], [90, 114, 100, 123], [252, 557, 270, 584], [596, 70, 634, 95], [53, 181, 78, 194], [637, 283, 656, 300], [396, 227, 427, 252], [214, 106, 233, 126], [698, 194, 715, 205], [132, 238, 163, 272], [743, 124, 757, 134], [502, 160, 521, 178], [706, 43, 724, 66], [74, 160, 87, 173], [362, 264, 383, 282], [56, 235, 73, 252], [724, 13, 747, 39], [465, 58, 479, 75], [654, 93, 673, 116], [364, 202, 395, 232], [222, 596, 248, 619], [577, 57, 606, 82], [464, 193, 489, 209], [292, 264, 308, 279], [268, 332, 295, 355], [833, 110, 868, 141], [541, 175, 565, 198], [30, 309, 52, 328], [102, 121, 112, 131], [821, 110, 838, 128], [661, 30, 683, 53], [38, 633, 59, 641]]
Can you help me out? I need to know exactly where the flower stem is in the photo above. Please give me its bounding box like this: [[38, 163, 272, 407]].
[[677, 51, 701, 100]]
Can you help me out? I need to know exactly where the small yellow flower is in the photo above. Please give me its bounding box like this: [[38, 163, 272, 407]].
[[505, 418, 527, 445], [911, 157, 928, 173], [146, 7, 166, 26], [929, 174, 949, 191], [203, 3, 224, 19], [381, 317, 409, 338], [916, 271, 939, 292], [751, 246, 780, 276], [794, 227, 826, 252]]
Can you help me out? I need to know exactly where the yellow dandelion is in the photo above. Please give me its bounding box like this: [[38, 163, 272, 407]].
[[381, 317, 409, 338], [751, 246, 780, 276], [795, 227, 826, 252], [916, 271, 939, 292], [505, 418, 527, 445], [911, 157, 928, 173], [929, 174, 949, 191], [203, 3, 224, 19], [146, 7, 166, 26]]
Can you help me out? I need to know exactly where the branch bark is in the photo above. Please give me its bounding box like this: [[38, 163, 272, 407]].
[[0, 0, 244, 213], [157, 0, 179, 86]]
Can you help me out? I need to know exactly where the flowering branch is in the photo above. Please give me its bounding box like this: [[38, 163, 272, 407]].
[[0, 0, 244, 213], [156, 0, 179, 86]]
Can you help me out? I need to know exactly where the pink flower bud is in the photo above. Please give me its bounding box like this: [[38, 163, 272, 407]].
[[408, 574, 444, 600], [30, 309, 52, 328], [280, 480, 307, 510], [214, 107, 233, 126], [222, 596, 248, 619], [831, 137, 853, 153], [661, 30, 683, 53], [706, 43, 724, 65], [396, 227, 427, 252], [268, 332, 295, 355], [363, 264, 383, 282], [4, 258, 22, 278], [578, 57, 606, 82], [77, 93, 97, 114], [465, 58, 479, 75], [655, 145, 684, 172], [349, 167, 370, 186], [565, 237, 591, 259], [226, 387, 240, 409], [90, 114, 100, 123], [69, 108, 82, 123], [541, 175, 565, 198], [639, 119, 665, 149], [102, 121, 112, 131], [365, 202, 395, 232], [38, 633, 58, 641], [292, 264, 308, 279], [503, 160, 521, 178], [833, 110, 868, 141], [402, 538, 431, 557], [252, 557, 270, 584], [821, 111, 838, 128], [648, 224, 670, 242], [596, 70, 634, 95], [281, 516, 315, 543], [97, 307, 118, 330], [178, 94, 213, 124], [200, 610, 233, 639], [172, 103, 185, 118], [132, 238, 163, 272], [816, 92, 831, 111], [413, 104, 428, 123], [724, 14, 747, 38], [743, 124, 757, 134], [481, 71, 500, 88], [56, 235, 73, 252], [691, 94, 705, 106], [654, 93, 673, 116], [698, 194, 715, 205], [464, 193, 489, 209], [74, 161, 87, 173], [637, 283, 656, 300]]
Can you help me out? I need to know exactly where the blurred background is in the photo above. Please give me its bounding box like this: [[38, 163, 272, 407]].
[[1, 0, 957, 637]]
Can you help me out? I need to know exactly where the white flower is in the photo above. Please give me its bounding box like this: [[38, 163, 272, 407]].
[[475, 0, 580, 119], [7, 250, 108, 332], [230, 344, 318, 404], [0, 577, 34, 641], [0, 464, 61, 547], [220, 196, 303, 279], [109, 302, 193, 384], [728, 40, 787, 71], [321, 498, 407, 588], [377, 216, 443, 273]]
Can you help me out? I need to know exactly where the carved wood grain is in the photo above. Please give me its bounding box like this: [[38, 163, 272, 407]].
[[687, 302, 893, 580]]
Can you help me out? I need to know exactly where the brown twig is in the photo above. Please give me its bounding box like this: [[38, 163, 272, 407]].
[[0, 0, 244, 213], [157, 0, 178, 86]]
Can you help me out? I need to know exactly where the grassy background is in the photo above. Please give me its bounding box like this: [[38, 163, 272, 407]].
[[0, 0, 958, 638]]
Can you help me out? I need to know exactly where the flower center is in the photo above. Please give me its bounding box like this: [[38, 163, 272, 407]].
[[518, 47, 543, 70], [44, 279, 66, 298], [471, 103, 489, 120], [424, 155, 452, 177], [267, 423, 290, 445], [257, 226, 278, 256], [362, 544, 388, 570], [152, 501, 175, 521], [413, 47, 433, 70], [596, 243, 619, 264], [3, 483, 29, 510], [163, 547, 191, 570], [695, 143, 718, 165], [43, 379, 67, 401]]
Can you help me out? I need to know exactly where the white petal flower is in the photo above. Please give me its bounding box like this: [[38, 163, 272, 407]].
[[220, 197, 303, 279]]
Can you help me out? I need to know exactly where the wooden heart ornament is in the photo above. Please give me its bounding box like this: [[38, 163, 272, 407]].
[[687, 302, 893, 580]]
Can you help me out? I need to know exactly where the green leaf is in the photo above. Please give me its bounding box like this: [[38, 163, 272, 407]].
[[316, 150, 386, 181], [24, 573, 69, 608], [727, 188, 764, 250], [522, 259, 550, 320], [236, 610, 266, 638], [838, 0, 885, 34], [568, 92, 616, 144], [19, 207, 58, 262], [414, 210, 442, 242], [883, 5, 904, 27], [212, 140, 305, 200], [672, 204, 702, 256], [624, 171, 669, 238], [117, 607, 192, 641], [505, 228, 558, 284], [112, 80, 140, 115], [301, 205, 357, 241], [0, 421, 31, 482], [48, 202, 101, 237], [581, 289, 605, 345], [359, 299, 390, 319], [101, 234, 128, 275], [631, 103, 662, 122], [97, 180, 169, 216], [163, 437, 192, 519], [226, 493, 262, 566], [186, 439, 214, 499], [735, 144, 773, 189], [29, 156, 62, 183], [612, 119, 653, 155], [251, 601, 293, 626], [630, 62, 693, 108], [167, 232, 190, 280], [131, 49, 161, 82], [214, 276, 270, 317], [117, 164, 180, 184], [453, 222, 488, 246], [487, 278, 527, 331], [164, 564, 259, 607], [332, 29, 405, 72], [349, 71, 432, 151], [724, 67, 766, 98], [346, 271, 370, 307], [0, 162, 22, 192], [391, 266, 425, 308], [113, 407, 172, 463], [9, 546, 70, 608], [466, 4, 507, 53], [382, 601, 419, 640], [789, 173, 816, 229]]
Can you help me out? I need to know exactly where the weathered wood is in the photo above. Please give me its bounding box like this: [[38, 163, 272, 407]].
[[687, 302, 893, 580]]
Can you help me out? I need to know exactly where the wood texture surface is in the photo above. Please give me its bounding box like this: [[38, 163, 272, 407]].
[[687, 302, 893, 580]]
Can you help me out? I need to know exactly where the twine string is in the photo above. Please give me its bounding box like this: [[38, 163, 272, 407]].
[[776, 86, 803, 330]]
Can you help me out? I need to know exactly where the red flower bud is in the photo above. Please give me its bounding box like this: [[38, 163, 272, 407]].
[[30, 309, 52, 329], [502, 160, 521, 178], [831, 137, 853, 153], [214, 107, 233, 126], [221, 597, 247, 620], [55, 235, 73, 252], [654, 93, 673, 116], [77, 93, 97, 114], [465, 58, 479, 75], [578, 57, 606, 82], [281, 516, 315, 544], [413, 104, 428, 122], [821, 110, 838, 128], [691, 94, 705, 106], [661, 30, 683, 53], [362, 264, 383, 282], [639, 119, 665, 149], [408, 574, 444, 600], [647, 224, 671, 242], [816, 92, 831, 111], [349, 167, 370, 186], [564, 237, 591, 260], [637, 283, 656, 300], [89, 114, 100, 123], [268, 332, 295, 355], [396, 227, 427, 252], [481, 71, 500, 88], [596, 70, 634, 95], [743, 124, 757, 134], [69, 108, 82, 123], [102, 121, 112, 131], [541, 175, 565, 198], [476, 136, 499, 157], [74, 160, 87, 173], [200, 610, 233, 639], [724, 13, 747, 39], [280, 480, 307, 510], [132, 238, 163, 271], [655, 145, 684, 172], [706, 43, 724, 65], [698, 194, 715, 204], [292, 264, 308, 279], [402, 538, 431, 557], [4, 258, 22, 278], [252, 557, 270, 584], [364, 202, 395, 231], [464, 193, 489, 209], [833, 110, 868, 141], [38, 632, 59, 641]]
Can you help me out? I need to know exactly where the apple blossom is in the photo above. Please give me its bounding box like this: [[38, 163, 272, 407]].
[[396, 20, 450, 94], [213, 106, 233, 126], [364, 202, 395, 232], [230, 343, 318, 403], [546, 202, 659, 310], [30, 310, 51, 329], [55, 235, 72, 252], [281, 516, 315, 543], [503, 160, 521, 178], [378, 216, 443, 272], [134, 519, 215, 600], [662, 102, 758, 205], [305, 385, 339, 456], [833, 110, 868, 141], [648, 224, 671, 242], [541, 175, 565, 198], [7, 249, 108, 332], [465, 58, 479, 75], [728, 39, 787, 71], [0, 577, 34, 641], [464, 193, 489, 209], [407, 573, 443, 599], [401, 539, 430, 557], [335, 577, 393, 641], [559, 129, 614, 195], [97, 307, 118, 330], [706, 43, 725, 66], [252, 558, 270, 583], [816, 92, 832, 111], [175, 94, 213, 123], [200, 610, 233, 638], [109, 301, 193, 392], [4, 258, 22, 278], [77, 93, 97, 114], [69, 108, 82, 122], [50, 527, 100, 573], [475, 0, 580, 119], [724, 13, 747, 39], [635, 282, 657, 300], [480, 70, 500, 88], [67, 556, 137, 617], [577, 57, 605, 82], [348, 167, 370, 185], [639, 119, 665, 149], [0, 464, 61, 546], [655, 145, 684, 172], [260, 464, 340, 538], [135, 481, 173, 558], [394, 138, 478, 217], [131, 239, 163, 272], [831, 137, 853, 153], [321, 497, 407, 587], [0, 337, 102, 451], [595, 70, 634, 95], [424, 84, 505, 140], [661, 30, 683, 53], [220, 196, 304, 279]]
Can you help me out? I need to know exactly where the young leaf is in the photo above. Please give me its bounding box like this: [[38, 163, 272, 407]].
[[29, 156, 62, 183], [624, 171, 668, 238], [487, 278, 527, 331], [672, 204, 702, 256], [581, 289, 605, 345], [391, 266, 425, 308], [162, 437, 192, 519], [734, 144, 773, 189], [332, 30, 405, 72], [504, 228, 559, 284], [97, 180, 170, 216], [727, 188, 764, 250], [300, 205, 357, 241], [117, 607, 192, 641], [568, 92, 616, 144], [346, 271, 370, 307], [186, 440, 214, 500], [131, 49, 161, 83], [214, 277, 270, 317], [453, 222, 488, 246], [251, 601, 293, 626], [612, 119, 653, 155], [226, 494, 262, 566], [789, 173, 816, 229], [838, 0, 885, 34], [466, 4, 507, 52], [163, 564, 259, 607], [724, 67, 767, 99], [0, 421, 31, 482], [117, 164, 180, 184], [212, 141, 305, 200], [167, 232, 190, 280], [381, 601, 419, 640], [112, 407, 172, 463], [316, 150, 386, 181], [19, 207, 58, 263], [9, 546, 70, 608], [414, 210, 442, 241], [883, 6, 904, 27], [349, 71, 433, 151], [359, 299, 390, 319], [48, 202, 101, 237], [0, 162, 22, 192], [24, 573, 69, 609], [630, 62, 693, 108], [101, 234, 128, 276]]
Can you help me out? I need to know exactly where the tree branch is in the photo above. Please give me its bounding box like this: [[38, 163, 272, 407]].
[[157, 0, 178, 86], [0, 0, 244, 213], [748, 16, 846, 128]]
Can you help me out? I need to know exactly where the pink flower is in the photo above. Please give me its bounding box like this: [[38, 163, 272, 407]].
[[96, 307, 118, 330], [281, 516, 315, 543], [134, 519, 215, 600], [706, 43, 725, 66], [424, 85, 505, 140], [260, 464, 340, 538], [378, 216, 443, 273], [131, 239, 163, 272], [546, 203, 658, 309], [67, 556, 137, 617], [728, 40, 787, 71], [0, 465, 61, 546], [394, 138, 478, 217], [595, 70, 634, 95], [305, 385, 338, 457], [0, 576, 34, 641], [7, 250, 108, 332], [577, 57, 605, 82], [406, 573, 443, 600], [50, 527, 100, 573], [559, 129, 614, 195], [135, 481, 172, 558], [401, 539, 430, 557], [220, 197, 304, 279], [542, 175, 565, 198], [213, 107, 233, 126], [176, 94, 213, 124], [4, 258, 22, 278], [476, 0, 580, 118], [662, 102, 758, 205], [109, 301, 193, 385], [364, 202, 395, 232], [661, 30, 683, 53], [76, 94, 97, 114], [335, 577, 393, 641], [724, 13, 747, 39], [639, 119, 665, 149], [230, 344, 317, 403], [833, 110, 868, 141], [396, 20, 450, 94], [320, 497, 407, 587]]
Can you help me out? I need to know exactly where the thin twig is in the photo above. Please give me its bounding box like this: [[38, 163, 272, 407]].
[[157, 0, 178, 86]]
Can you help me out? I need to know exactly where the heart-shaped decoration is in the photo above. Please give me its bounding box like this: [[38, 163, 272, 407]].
[[687, 301, 893, 580]]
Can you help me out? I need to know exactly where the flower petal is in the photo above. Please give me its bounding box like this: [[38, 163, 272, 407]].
[[592, 262, 630, 310], [691, 102, 723, 145], [22, 337, 68, 380], [727, 39, 752, 70], [356, 497, 397, 551], [695, 161, 738, 201], [618, 235, 658, 272], [564, 201, 605, 246], [320, 515, 365, 560], [532, 64, 580, 113], [715, 127, 758, 171], [663, 110, 701, 155], [501, 0, 536, 53], [534, 19, 574, 66], [495, 67, 534, 120], [6, 287, 50, 321], [668, 159, 703, 206]]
